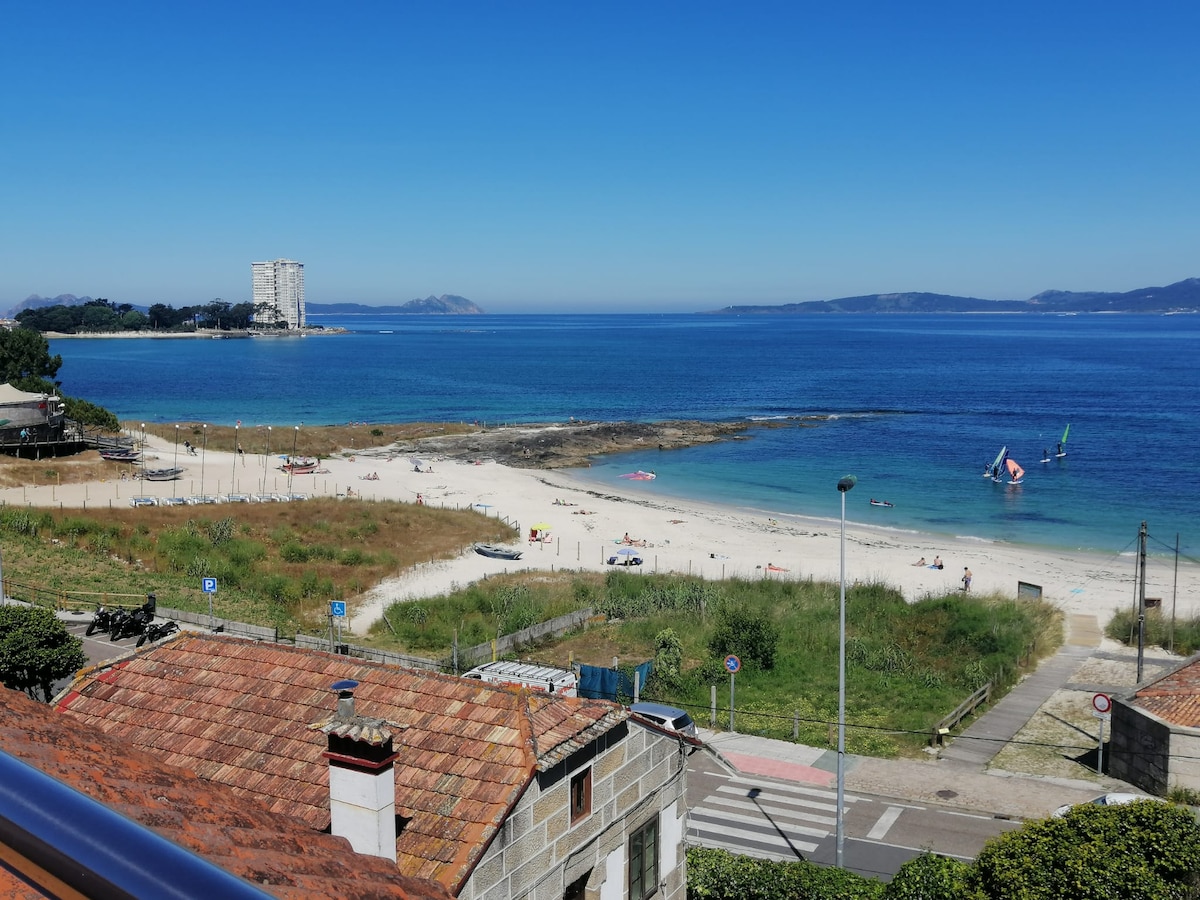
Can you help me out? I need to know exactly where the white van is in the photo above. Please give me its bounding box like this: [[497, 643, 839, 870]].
[[461, 661, 579, 698]]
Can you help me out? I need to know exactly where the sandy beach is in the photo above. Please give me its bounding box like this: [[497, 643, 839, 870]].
[[5, 435, 1198, 640]]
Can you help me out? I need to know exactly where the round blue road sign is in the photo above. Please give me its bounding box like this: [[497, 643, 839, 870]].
[[724, 654, 741, 674]]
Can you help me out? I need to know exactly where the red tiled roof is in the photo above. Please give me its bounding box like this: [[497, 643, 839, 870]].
[[56, 633, 627, 891], [1129, 655, 1200, 728], [0, 687, 450, 900]]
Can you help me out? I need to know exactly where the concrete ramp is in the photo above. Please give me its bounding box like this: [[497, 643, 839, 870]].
[[938, 615, 1100, 770]]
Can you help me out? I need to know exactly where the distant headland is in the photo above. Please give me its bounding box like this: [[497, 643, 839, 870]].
[[705, 277, 1200, 315]]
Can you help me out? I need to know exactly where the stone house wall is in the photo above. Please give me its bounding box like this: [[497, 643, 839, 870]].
[[1109, 698, 1200, 794], [459, 721, 689, 900]]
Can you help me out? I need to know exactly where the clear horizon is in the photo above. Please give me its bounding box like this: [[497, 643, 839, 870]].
[[4, 3, 1199, 314]]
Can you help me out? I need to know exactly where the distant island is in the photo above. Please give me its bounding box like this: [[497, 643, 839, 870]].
[[307, 295, 483, 315], [705, 277, 1200, 315]]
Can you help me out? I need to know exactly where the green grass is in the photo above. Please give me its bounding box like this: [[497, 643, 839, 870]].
[[1107, 607, 1200, 656], [367, 569, 1061, 757], [0, 501, 514, 635]]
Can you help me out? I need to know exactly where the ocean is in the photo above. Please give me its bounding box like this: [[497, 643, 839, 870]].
[[50, 314, 1199, 557]]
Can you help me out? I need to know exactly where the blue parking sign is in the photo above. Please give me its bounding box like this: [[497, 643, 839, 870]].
[[330, 601, 347, 618], [202, 577, 217, 593]]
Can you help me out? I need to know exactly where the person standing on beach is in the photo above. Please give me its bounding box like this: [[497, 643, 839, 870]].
[[962, 567, 973, 591]]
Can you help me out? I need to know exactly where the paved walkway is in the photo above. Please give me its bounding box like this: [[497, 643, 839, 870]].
[[697, 614, 1140, 821], [936, 614, 1101, 769]]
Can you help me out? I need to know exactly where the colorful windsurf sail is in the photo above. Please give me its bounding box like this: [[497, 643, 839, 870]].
[[1006, 457, 1025, 483]]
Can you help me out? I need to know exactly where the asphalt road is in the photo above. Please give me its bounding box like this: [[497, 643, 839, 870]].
[[686, 748, 1020, 881]]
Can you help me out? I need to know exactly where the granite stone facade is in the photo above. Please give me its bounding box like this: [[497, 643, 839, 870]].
[[458, 721, 690, 900]]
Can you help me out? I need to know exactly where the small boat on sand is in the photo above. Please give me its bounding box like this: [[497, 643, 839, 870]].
[[100, 449, 141, 462], [140, 467, 183, 481], [280, 456, 319, 474], [474, 543, 523, 561]]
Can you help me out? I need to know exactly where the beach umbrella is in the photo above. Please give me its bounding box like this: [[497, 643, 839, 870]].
[[615, 547, 641, 556], [531, 522, 551, 531]]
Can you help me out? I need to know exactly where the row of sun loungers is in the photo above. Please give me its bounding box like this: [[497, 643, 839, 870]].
[[130, 493, 310, 507]]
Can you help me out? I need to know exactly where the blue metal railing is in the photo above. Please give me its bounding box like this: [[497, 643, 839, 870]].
[[0, 751, 274, 899]]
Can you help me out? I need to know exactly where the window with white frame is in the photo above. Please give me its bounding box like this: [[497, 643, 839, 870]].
[[629, 815, 659, 899]]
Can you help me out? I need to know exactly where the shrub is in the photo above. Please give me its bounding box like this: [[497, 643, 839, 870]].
[[884, 853, 970, 899], [652, 628, 684, 689], [969, 800, 1200, 899], [686, 847, 883, 900], [707, 603, 779, 671]]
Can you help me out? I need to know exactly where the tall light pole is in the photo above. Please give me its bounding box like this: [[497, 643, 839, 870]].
[[200, 424, 208, 497], [140, 423, 146, 479], [173, 425, 180, 498], [288, 425, 299, 496], [835, 473, 857, 868], [263, 426, 272, 493]]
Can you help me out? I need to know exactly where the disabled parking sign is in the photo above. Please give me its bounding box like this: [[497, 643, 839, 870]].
[[330, 601, 347, 618]]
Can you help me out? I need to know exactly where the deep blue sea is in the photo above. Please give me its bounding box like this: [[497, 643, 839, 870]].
[[51, 314, 1199, 557]]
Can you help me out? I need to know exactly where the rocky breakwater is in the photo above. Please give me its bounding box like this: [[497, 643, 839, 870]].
[[397, 420, 751, 469]]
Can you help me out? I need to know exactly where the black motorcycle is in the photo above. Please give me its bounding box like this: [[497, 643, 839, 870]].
[[136, 620, 179, 648], [111, 595, 158, 642], [85, 605, 113, 636]]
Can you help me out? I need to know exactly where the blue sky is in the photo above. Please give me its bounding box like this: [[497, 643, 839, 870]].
[[3, 2, 1198, 313]]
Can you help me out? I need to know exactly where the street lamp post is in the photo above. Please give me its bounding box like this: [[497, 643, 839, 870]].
[[200, 424, 208, 497], [232, 423, 239, 492], [173, 426, 180, 498], [263, 426, 271, 493], [288, 426, 299, 496], [835, 473, 857, 869]]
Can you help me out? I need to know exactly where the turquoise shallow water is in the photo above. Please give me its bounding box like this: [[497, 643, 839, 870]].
[[51, 313, 1200, 555]]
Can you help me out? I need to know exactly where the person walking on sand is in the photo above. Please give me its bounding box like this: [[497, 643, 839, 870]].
[[962, 567, 973, 591]]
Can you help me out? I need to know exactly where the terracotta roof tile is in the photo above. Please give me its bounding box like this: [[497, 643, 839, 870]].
[[1129, 655, 1200, 728], [0, 687, 450, 900], [57, 632, 626, 892]]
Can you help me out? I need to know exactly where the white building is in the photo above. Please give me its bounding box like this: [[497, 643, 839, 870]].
[[252, 259, 306, 329]]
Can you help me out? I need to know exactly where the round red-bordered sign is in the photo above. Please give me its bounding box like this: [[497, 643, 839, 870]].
[[1092, 693, 1112, 714]]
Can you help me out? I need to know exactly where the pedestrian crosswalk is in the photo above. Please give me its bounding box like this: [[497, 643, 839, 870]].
[[687, 776, 862, 862]]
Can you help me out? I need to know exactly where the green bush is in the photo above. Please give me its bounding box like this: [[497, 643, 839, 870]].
[[686, 847, 883, 900], [707, 603, 779, 671], [884, 854, 971, 899], [1108, 608, 1200, 657], [280, 542, 310, 563], [969, 800, 1200, 899]]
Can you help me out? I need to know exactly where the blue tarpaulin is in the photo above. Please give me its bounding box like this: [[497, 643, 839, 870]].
[[578, 661, 654, 701]]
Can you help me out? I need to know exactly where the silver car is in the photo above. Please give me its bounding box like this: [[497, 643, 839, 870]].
[[630, 702, 697, 738]]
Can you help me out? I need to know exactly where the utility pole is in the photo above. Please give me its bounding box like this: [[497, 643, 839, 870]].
[[1137, 521, 1147, 683], [1170, 533, 1180, 654]]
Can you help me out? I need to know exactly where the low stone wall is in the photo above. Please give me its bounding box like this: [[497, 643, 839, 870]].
[[159, 606, 277, 643]]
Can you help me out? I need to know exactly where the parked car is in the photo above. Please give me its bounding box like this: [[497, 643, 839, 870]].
[[629, 702, 697, 738], [1052, 792, 1161, 818]]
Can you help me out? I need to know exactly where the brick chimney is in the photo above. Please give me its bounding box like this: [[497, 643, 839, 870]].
[[309, 679, 401, 862]]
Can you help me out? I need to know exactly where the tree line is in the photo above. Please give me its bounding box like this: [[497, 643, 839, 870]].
[[0, 325, 119, 429], [15, 298, 275, 334]]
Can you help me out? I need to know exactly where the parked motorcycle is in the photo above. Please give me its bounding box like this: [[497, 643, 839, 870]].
[[108, 607, 132, 641], [110, 594, 158, 642], [85, 605, 113, 636], [136, 620, 179, 648]]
